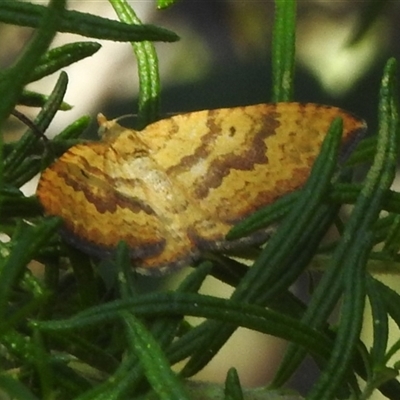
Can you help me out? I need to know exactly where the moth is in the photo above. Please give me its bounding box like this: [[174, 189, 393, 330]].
[[36, 103, 366, 275]]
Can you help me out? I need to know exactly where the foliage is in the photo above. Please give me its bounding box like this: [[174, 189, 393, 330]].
[[0, 0, 400, 399]]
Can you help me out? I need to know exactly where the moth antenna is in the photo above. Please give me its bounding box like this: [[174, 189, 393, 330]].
[[115, 114, 138, 124], [97, 113, 138, 127]]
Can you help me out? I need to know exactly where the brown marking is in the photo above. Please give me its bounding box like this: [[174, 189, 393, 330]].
[[193, 111, 280, 199]]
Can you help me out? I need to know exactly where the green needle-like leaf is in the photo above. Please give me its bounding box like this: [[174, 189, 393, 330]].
[[109, 0, 161, 127], [271, 0, 296, 102], [0, 1, 179, 43]]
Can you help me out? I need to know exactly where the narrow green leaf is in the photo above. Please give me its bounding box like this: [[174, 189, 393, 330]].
[[274, 59, 399, 391], [271, 0, 296, 102], [375, 280, 400, 354], [74, 356, 140, 400], [109, 0, 161, 127], [54, 115, 92, 141], [224, 368, 244, 400], [18, 90, 71, 110], [35, 292, 334, 363], [177, 261, 213, 293], [49, 331, 119, 374], [32, 330, 54, 398], [345, 133, 377, 166], [4, 71, 69, 186], [148, 261, 212, 352], [157, 0, 180, 10], [123, 312, 190, 400], [49, 362, 92, 396], [307, 57, 399, 400], [0, 2, 179, 43], [227, 190, 298, 240], [307, 235, 370, 399], [67, 245, 100, 308], [28, 41, 102, 83], [366, 276, 389, 368], [382, 214, 400, 255], [0, 192, 42, 219]]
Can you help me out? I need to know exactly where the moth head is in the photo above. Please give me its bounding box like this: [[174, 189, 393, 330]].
[[97, 113, 132, 142]]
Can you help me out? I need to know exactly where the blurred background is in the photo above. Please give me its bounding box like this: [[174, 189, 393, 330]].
[[1, 1, 400, 398]]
